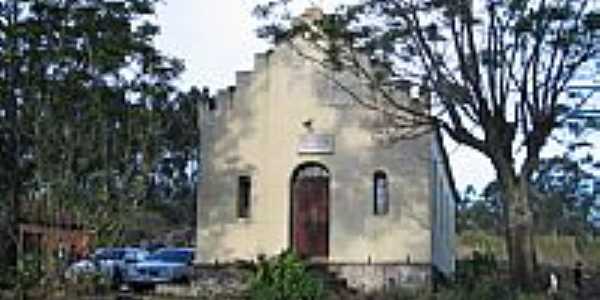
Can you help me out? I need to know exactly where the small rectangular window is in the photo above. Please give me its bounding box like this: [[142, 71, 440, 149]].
[[238, 176, 251, 218], [374, 171, 389, 215], [207, 97, 216, 111]]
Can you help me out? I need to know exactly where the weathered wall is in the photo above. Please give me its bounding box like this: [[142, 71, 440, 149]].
[[197, 39, 435, 266], [329, 263, 431, 292]]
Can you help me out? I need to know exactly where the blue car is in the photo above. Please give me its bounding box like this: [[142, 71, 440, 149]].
[[125, 248, 195, 288]]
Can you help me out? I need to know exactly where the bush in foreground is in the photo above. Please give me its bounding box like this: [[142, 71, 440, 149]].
[[249, 250, 323, 300]]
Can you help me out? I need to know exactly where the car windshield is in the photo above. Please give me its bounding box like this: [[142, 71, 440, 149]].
[[147, 250, 193, 263], [95, 249, 126, 260]]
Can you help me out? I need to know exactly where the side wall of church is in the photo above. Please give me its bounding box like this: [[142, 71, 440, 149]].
[[431, 134, 457, 275]]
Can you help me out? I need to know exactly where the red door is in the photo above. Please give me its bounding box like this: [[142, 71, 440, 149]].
[[292, 168, 329, 259]]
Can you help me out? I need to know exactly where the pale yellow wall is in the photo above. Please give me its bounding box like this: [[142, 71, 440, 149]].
[[197, 41, 435, 265]]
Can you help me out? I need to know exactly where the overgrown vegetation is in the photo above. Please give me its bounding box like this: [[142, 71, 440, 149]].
[[249, 251, 324, 300], [352, 257, 575, 300], [0, 0, 203, 290], [246, 250, 552, 300], [333, 282, 572, 300], [63, 271, 112, 297]]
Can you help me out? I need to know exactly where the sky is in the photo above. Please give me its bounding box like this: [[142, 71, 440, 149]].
[[153, 1, 597, 193], [153, 0, 498, 192], [154, 1, 269, 91]]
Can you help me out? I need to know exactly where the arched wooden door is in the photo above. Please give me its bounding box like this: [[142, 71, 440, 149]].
[[291, 163, 329, 259]]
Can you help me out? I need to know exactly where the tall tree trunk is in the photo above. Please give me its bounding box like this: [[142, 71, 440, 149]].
[[6, 0, 20, 273], [502, 174, 535, 290], [8, 187, 20, 269]]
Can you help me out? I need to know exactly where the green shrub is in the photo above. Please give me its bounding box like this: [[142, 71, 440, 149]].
[[578, 237, 600, 266], [355, 283, 553, 300], [14, 252, 44, 292], [434, 278, 511, 300], [459, 231, 506, 259], [65, 271, 111, 296], [455, 251, 499, 287], [0, 265, 16, 289], [249, 250, 323, 300], [434, 278, 568, 300]]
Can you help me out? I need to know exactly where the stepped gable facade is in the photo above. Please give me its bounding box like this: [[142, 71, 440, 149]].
[[196, 7, 457, 291]]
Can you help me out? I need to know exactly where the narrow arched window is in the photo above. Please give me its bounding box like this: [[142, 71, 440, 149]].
[[374, 171, 389, 215]]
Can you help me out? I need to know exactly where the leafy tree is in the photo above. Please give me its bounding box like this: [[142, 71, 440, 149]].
[[531, 153, 599, 236], [143, 88, 204, 228], [0, 0, 203, 280], [460, 156, 599, 238], [459, 100, 599, 237], [256, 0, 600, 288], [458, 184, 504, 235]]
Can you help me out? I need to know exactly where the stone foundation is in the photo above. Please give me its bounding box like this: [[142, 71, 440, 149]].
[[155, 265, 250, 298], [327, 263, 431, 292], [154, 263, 430, 297]]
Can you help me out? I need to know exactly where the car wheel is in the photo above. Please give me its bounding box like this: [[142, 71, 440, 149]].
[[113, 268, 123, 289], [176, 275, 190, 284], [128, 282, 141, 292]]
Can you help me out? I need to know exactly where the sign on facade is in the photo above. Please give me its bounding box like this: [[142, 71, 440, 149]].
[[298, 134, 335, 154]]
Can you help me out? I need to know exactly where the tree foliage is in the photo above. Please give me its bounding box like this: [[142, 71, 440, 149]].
[[0, 0, 203, 279], [460, 154, 600, 237], [531, 153, 599, 236], [458, 184, 504, 235]]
